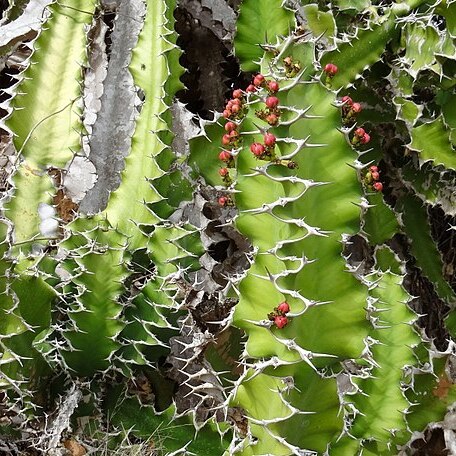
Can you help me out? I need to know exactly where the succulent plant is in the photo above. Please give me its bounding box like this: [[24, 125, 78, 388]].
[[2, 0, 456, 454]]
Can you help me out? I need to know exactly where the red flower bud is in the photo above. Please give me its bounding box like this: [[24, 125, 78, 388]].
[[222, 134, 231, 146], [360, 133, 370, 144], [369, 165, 378, 173], [274, 315, 288, 329], [277, 301, 290, 314], [324, 63, 338, 75], [223, 109, 231, 118], [232, 89, 243, 99], [231, 98, 242, 107], [352, 102, 362, 113], [219, 150, 232, 162], [250, 142, 265, 157], [371, 171, 380, 180], [342, 95, 353, 106], [253, 74, 265, 86], [219, 168, 229, 177], [264, 132, 276, 147], [231, 104, 241, 114], [373, 182, 383, 192], [266, 113, 279, 126], [246, 84, 257, 93], [268, 80, 279, 92], [218, 196, 228, 206], [229, 130, 238, 139], [225, 121, 237, 132], [355, 127, 365, 137], [266, 96, 279, 109]]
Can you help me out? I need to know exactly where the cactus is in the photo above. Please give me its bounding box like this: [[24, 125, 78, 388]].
[[3, 0, 456, 454]]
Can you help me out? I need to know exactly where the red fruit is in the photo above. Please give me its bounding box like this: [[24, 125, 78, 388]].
[[231, 98, 242, 107], [225, 121, 237, 132], [369, 165, 378, 173], [373, 182, 383, 192], [264, 132, 276, 147], [342, 95, 353, 106], [274, 315, 288, 329], [246, 84, 257, 93], [223, 109, 231, 118], [229, 130, 239, 139], [266, 113, 279, 126], [360, 133, 370, 144], [266, 96, 279, 109], [253, 74, 265, 86], [324, 63, 338, 75], [352, 102, 362, 113], [219, 168, 229, 177], [233, 89, 243, 99], [250, 142, 265, 157], [277, 301, 290, 314], [371, 171, 380, 180], [219, 150, 232, 162], [355, 127, 365, 137], [231, 104, 241, 114], [222, 134, 231, 146], [218, 196, 228, 206], [226, 100, 234, 109], [268, 80, 279, 92]]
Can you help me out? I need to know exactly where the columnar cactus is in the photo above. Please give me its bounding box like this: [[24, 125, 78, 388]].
[[2, 0, 456, 453]]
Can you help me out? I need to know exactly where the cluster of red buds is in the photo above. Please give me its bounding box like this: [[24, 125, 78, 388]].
[[250, 132, 277, 160], [223, 88, 247, 121], [247, 74, 282, 126], [364, 165, 383, 192], [352, 127, 371, 146], [218, 194, 234, 206], [283, 56, 301, 78], [340, 95, 362, 126], [268, 301, 291, 329], [323, 63, 338, 86]]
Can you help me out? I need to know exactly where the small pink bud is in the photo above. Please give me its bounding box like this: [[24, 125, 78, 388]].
[[369, 165, 378, 173], [233, 89, 243, 99], [373, 182, 383, 192], [274, 315, 288, 329], [264, 132, 276, 147], [266, 96, 279, 109], [231, 104, 241, 114], [277, 301, 290, 314], [268, 80, 279, 92], [223, 109, 231, 118], [218, 150, 232, 162], [226, 100, 234, 109], [352, 102, 362, 113], [229, 130, 238, 139], [219, 168, 229, 177], [342, 95, 353, 106], [266, 113, 279, 126], [218, 196, 228, 206], [324, 63, 338, 75], [250, 142, 265, 157], [371, 171, 380, 180], [360, 133, 370, 144], [355, 127, 365, 137], [246, 84, 257, 93], [225, 121, 237, 132], [231, 98, 242, 107], [253, 74, 265, 86], [222, 134, 231, 146]]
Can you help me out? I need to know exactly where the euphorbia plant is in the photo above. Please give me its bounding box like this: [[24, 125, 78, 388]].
[[2, 0, 456, 454]]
